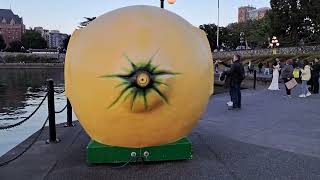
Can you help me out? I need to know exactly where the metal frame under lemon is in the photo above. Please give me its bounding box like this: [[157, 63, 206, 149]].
[[100, 53, 180, 112]]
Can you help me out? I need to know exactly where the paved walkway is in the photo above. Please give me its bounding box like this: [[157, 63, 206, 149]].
[[1, 86, 320, 180], [204, 85, 320, 158]]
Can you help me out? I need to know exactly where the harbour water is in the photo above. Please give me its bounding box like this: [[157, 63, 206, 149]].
[[0, 68, 70, 156]]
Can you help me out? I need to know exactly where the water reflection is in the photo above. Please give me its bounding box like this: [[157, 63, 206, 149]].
[[0, 68, 66, 156], [0, 69, 64, 122]]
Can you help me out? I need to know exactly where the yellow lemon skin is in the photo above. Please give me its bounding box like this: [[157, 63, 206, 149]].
[[65, 5, 213, 148]]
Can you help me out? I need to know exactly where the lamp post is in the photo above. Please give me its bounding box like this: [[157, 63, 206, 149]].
[[216, 0, 220, 50], [160, 0, 176, 9], [270, 36, 280, 55]]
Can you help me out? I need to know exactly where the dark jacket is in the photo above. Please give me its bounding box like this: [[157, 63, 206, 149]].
[[312, 63, 320, 78], [220, 70, 231, 89], [225, 61, 245, 86], [281, 64, 294, 79]]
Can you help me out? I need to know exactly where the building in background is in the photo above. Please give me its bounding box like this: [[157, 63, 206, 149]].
[[34, 27, 68, 49], [0, 9, 25, 47], [34, 27, 48, 37], [238, 6, 256, 23], [47, 30, 68, 49], [238, 6, 271, 23]]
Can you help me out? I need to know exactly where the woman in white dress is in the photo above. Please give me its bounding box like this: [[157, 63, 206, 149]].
[[268, 60, 281, 90]]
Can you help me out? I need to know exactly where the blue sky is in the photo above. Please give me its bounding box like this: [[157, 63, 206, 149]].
[[2, 0, 270, 34]]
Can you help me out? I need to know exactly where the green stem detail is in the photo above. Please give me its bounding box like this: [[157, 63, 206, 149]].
[[101, 52, 180, 111]]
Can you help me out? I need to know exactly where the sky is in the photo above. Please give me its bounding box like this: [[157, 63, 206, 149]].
[[2, 0, 270, 34]]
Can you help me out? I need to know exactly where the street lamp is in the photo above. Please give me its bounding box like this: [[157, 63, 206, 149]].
[[217, 0, 220, 50], [160, 0, 176, 9], [270, 36, 280, 55]]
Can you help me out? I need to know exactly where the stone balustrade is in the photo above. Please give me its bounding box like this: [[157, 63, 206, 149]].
[[213, 45, 320, 59]]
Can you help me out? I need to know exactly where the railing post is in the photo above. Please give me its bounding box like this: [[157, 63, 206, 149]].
[[65, 98, 74, 127], [46, 79, 59, 143], [253, 70, 257, 90]]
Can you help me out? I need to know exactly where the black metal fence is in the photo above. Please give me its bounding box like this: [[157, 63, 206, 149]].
[[0, 79, 73, 167]]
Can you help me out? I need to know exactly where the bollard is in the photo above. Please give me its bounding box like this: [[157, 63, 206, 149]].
[[46, 79, 60, 143], [253, 70, 257, 90], [160, 0, 164, 8], [65, 98, 74, 127]]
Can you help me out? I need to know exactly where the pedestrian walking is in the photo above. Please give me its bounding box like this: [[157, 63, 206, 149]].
[[299, 61, 312, 98], [258, 62, 263, 74], [311, 58, 320, 94], [248, 61, 254, 74], [214, 61, 219, 74], [281, 59, 294, 97]]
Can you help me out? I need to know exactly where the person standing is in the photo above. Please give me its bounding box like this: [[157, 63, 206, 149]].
[[248, 61, 254, 74], [299, 61, 312, 98], [311, 58, 320, 94], [258, 62, 263, 74], [268, 60, 281, 90], [281, 59, 294, 97], [219, 59, 233, 107], [214, 60, 219, 74], [224, 54, 245, 110]]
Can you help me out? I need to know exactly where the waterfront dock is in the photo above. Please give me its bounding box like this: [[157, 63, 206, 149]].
[[1, 87, 320, 180]]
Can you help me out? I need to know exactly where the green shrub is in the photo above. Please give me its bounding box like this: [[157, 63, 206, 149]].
[[2, 54, 60, 63], [3, 55, 16, 63]]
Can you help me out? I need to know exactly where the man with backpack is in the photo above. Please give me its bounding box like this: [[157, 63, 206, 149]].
[[222, 54, 245, 110]]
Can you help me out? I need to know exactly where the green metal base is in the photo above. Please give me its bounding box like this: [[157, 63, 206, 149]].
[[87, 138, 192, 164]]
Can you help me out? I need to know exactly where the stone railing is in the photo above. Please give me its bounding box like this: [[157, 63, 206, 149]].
[[213, 45, 320, 59]]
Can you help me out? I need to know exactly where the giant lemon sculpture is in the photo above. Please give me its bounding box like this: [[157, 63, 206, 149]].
[[65, 5, 213, 148]]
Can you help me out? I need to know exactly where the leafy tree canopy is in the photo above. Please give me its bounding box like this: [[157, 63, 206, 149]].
[[7, 41, 23, 52], [62, 35, 71, 51], [200, 0, 320, 51], [0, 34, 6, 50], [21, 29, 47, 49], [79, 17, 96, 28]]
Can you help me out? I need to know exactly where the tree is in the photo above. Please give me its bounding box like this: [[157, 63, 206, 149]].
[[21, 30, 47, 49], [79, 17, 96, 28], [270, 0, 320, 46], [7, 41, 23, 52], [62, 35, 71, 51], [246, 13, 272, 48], [0, 34, 6, 50], [200, 19, 272, 51], [199, 0, 320, 50], [299, 0, 320, 44], [199, 24, 218, 50]]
